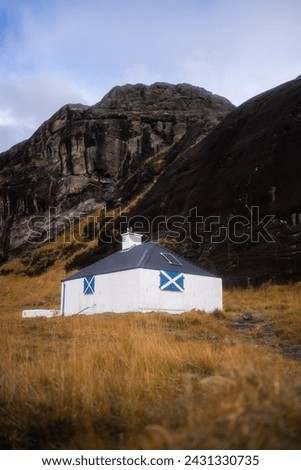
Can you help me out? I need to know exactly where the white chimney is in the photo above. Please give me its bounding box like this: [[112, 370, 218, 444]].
[[121, 231, 143, 250]]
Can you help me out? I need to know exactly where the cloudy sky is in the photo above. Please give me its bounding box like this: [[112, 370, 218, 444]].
[[0, 0, 300, 152]]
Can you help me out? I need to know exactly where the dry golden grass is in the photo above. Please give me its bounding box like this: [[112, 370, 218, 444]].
[[224, 283, 301, 349], [0, 264, 64, 319], [0, 271, 301, 450]]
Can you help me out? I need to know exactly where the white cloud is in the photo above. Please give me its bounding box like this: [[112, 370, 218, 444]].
[[122, 64, 162, 85], [0, 74, 98, 152], [173, 0, 301, 104], [0, 109, 16, 126], [0, 0, 301, 151]]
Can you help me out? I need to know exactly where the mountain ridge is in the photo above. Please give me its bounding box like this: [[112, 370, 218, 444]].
[[0, 82, 234, 260], [2, 77, 301, 286]]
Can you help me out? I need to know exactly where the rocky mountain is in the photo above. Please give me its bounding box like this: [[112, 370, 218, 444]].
[[2, 77, 301, 287], [0, 82, 233, 260], [130, 77, 301, 285]]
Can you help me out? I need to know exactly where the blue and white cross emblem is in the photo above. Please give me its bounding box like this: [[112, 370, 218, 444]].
[[160, 270, 184, 292], [83, 276, 95, 295]]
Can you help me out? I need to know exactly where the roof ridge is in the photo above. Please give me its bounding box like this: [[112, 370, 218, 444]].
[[139, 242, 157, 267], [63, 240, 218, 281]]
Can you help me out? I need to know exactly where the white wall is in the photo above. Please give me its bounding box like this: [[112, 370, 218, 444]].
[[61, 269, 141, 316], [138, 269, 222, 313], [61, 268, 222, 316]]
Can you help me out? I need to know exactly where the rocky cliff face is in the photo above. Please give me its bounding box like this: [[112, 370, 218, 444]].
[[0, 83, 233, 259], [2, 78, 301, 287], [131, 77, 301, 285]]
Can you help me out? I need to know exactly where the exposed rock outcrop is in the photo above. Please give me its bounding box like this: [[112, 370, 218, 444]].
[[131, 77, 301, 285], [2, 77, 301, 287], [0, 83, 234, 259]]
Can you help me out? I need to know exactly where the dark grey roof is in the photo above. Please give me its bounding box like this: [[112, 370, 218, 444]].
[[63, 242, 218, 281]]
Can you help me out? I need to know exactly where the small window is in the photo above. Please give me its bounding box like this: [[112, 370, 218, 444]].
[[83, 276, 95, 295], [160, 252, 182, 266]]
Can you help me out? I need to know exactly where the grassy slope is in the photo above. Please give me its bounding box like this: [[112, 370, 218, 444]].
[[0, 263, 301, 449], [1, 106, 300, 450]]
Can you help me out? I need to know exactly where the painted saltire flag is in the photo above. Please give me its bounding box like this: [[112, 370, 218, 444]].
[[160, 270, 185, 292], [83, 275, 95, 295]]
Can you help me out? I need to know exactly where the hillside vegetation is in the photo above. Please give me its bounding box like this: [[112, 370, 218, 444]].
[[1, 79, 301, 450], [0, 268, 300, 449]]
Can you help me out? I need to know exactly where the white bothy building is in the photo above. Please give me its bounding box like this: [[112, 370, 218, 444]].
[[61, 231, 223, 316]]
